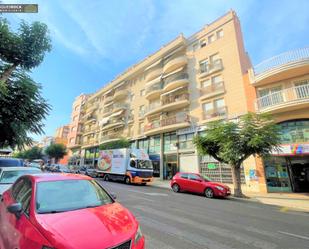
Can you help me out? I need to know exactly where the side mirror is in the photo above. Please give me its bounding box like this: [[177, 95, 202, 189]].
[[7, 203, 22, 219], [110, 193, 117, 200]]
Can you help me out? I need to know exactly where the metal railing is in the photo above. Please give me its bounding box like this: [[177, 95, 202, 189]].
[[255, 84, 309, 110], [164, 72, 188, 86], [146, 102, 161, 113], [200, 81, 225, 96], [146, 82, 163, 94], [199, 59, 223, 75], [113, 103, 127, 110], [145, 113, 190, 131], [254, 47, 309, 76], [203, 106, 227, 119], [162, 93, 189, 105], [100, 133, 119, 142]]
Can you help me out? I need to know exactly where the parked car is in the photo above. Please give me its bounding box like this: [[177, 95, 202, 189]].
[[85, 166, 98, 178], [0, 167, 41, 195], [53, 165, 71, 173], [0, 174, 144, 249], [0, 158, 24, 167], [170, 172, 231, 198]]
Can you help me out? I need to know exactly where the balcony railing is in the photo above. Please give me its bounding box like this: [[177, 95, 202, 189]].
[[203, 106, 227, 119], [200, 81, 225, 96], [255, 84, 309, 111], [113, 103, 127, 110], [199, 59, 223, 75], [146, 102, 161, 113], [162, 93, 189, 105], [146, 82, 163, 94], [101, 133, 119, 142], [145, 113, 190, 131], [164, 72, 188, 86], [254, 47, 309, 76]]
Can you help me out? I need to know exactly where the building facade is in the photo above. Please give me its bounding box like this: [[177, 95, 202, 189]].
[[69, 11, 255, 183], [54, 125, 70, 139], [249, 47, 309, 193]]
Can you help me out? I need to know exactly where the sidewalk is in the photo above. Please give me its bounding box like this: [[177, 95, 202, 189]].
[[151, 178, 309, 212]]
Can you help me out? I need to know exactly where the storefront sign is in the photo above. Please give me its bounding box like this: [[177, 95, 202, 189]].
[[271, 144, 309, 155], [207, 163, 217, 169]]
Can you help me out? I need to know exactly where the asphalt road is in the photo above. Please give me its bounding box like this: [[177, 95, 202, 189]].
[[97, 180, 309, 249]]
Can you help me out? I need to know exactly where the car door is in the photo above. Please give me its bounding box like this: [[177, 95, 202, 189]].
[[1, 177, 45, 249], [188, 174, 204, 193], [177, 173, 189, 191]]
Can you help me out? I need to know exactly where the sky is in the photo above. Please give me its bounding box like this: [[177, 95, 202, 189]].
[[3, 0, 309, 141]]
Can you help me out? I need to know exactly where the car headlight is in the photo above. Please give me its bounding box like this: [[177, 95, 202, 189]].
[[215, 186, 224, 191], [134, 225, 143, 244]]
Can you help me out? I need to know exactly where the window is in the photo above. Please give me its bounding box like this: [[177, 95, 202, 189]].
[[201, 78, 211, 88], [179, 133, 194, 150], [294, 80, 309, 98], [208, 34, 215, 44], [199, 59, 209, 73], [216, 29, 224, 39], [258, 86, 283, 108], [71, 126, 76, 132], [203, 102, 213, 112], [200, 39, 206, 48], [140, 89, 145, 96], [149, 135, 161, 154], [13, 178, 32, 216], [180, 173, 188, 179], [164, 132, 177, 152], [139, 122, 144, 134], [193, 43, 199, 51], [189, 174, 201, 181], [138, 138, 149, 151], [214, 98, 225, 109], [36, 180, 113, 214], [139, 105, 145, 117], [210, 53, 219, 63], [212, 75, 222, 84], [279, 120, 309, 143]]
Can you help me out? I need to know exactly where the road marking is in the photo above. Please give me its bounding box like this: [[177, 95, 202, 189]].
[[278, 231, 309, 241], [128, 189, 169, 196]]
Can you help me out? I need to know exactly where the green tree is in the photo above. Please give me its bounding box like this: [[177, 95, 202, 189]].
[[0, 17, 51, 84], [45, 143, 67, 163], [194, 112, 281, 197], [99, 138, 130, 150], [0, 70, 50, 149]]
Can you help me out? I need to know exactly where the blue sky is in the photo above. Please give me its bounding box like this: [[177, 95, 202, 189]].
[[4, 0, 309, 141]]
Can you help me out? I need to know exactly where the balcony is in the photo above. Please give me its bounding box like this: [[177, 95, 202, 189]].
[[255, 85, 309, 113], [253, 48, 309, 85], [163, 55, 187, 74], [84, 116, 97, 125], [105, 95, 114, 103], [113, 89, 129, 101], [199, 59, 223, 78], [203, 106, 227, 120], [163, 72, 189, 93], [145, 82, 163, 100], [144, 102, 162, 117], [100, 133, 121, 144], [113, 103, 127, 112], [144, 113, 190, 136], [103, 107, 113, 116], [81, 139, 99, 148], [145, 67, 163, 83], [161, 93, 190, 112], [200, 81, 225, 100], [83, 126, 99, 136], [101, 118, 125, 131]]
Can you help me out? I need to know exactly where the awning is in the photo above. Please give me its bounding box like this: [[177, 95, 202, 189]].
[[145, 59, 162, 71], [99, 117, 110, 126], [161, 66, 185, 79], [161, 86, 186, 97], [110, 110, 123, 117], [145, 75, 161, 86], [163, 46, 185, 60]]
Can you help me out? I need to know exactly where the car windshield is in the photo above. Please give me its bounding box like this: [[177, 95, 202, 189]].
[[0, 159, 23, 167], [137, 160, 153, 169], [36, 179, 113, 214], [0, 169, 41, 184]]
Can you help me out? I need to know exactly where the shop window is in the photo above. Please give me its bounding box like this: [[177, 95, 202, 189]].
[[179, 133, 194, 150], [138, 138, 149, 152], [164, 133, 177, 152], [279, 120, 309, 144], [149, 135, 161, 154]]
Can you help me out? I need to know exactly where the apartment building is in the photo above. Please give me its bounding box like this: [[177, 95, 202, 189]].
[[67, 94, 89, 163], [249, 47, 309, 193], [70, 11, 257, 185], [54, 125, 70, 139]]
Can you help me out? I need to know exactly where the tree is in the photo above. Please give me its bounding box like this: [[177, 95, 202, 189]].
[[45, 143, 67, 163], [0, 70, 50, 149], [14, 146, 43, 160], [193, 112, 281, 197], [99, 138, 130, 150], [0, 17, 51, 84]]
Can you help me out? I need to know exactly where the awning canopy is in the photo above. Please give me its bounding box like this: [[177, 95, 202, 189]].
[[161, 66, 185, 79], [161, 86, 186, 97], [145, 59, 162, 71], [110, 110, 124, 117]]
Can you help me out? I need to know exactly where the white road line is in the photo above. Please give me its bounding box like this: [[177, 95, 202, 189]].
[[278, 231, 309, 241]]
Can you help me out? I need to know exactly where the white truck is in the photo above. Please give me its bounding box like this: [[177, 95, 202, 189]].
[[96, 148, 153, 185]]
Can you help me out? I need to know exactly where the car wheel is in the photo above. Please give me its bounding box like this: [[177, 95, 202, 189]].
[[125, 176, 131, 184], [205, 188, 214, 198], [172, 183, 180, 193], [104, 174, 109, 181]]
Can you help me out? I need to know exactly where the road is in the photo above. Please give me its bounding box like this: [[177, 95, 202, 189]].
[[98, 180, 309, 249]]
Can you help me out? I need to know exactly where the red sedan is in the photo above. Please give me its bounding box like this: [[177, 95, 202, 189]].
[[170, 172, 231, 198], [0, 174, 144, 249]]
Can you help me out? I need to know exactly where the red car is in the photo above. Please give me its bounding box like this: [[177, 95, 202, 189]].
[[0, 173, 144, 249], [170, 172, 231, 198]]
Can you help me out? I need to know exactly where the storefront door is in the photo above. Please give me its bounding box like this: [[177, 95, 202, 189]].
[[287, 156, 309, 192], [164, 154, 178, 180]]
